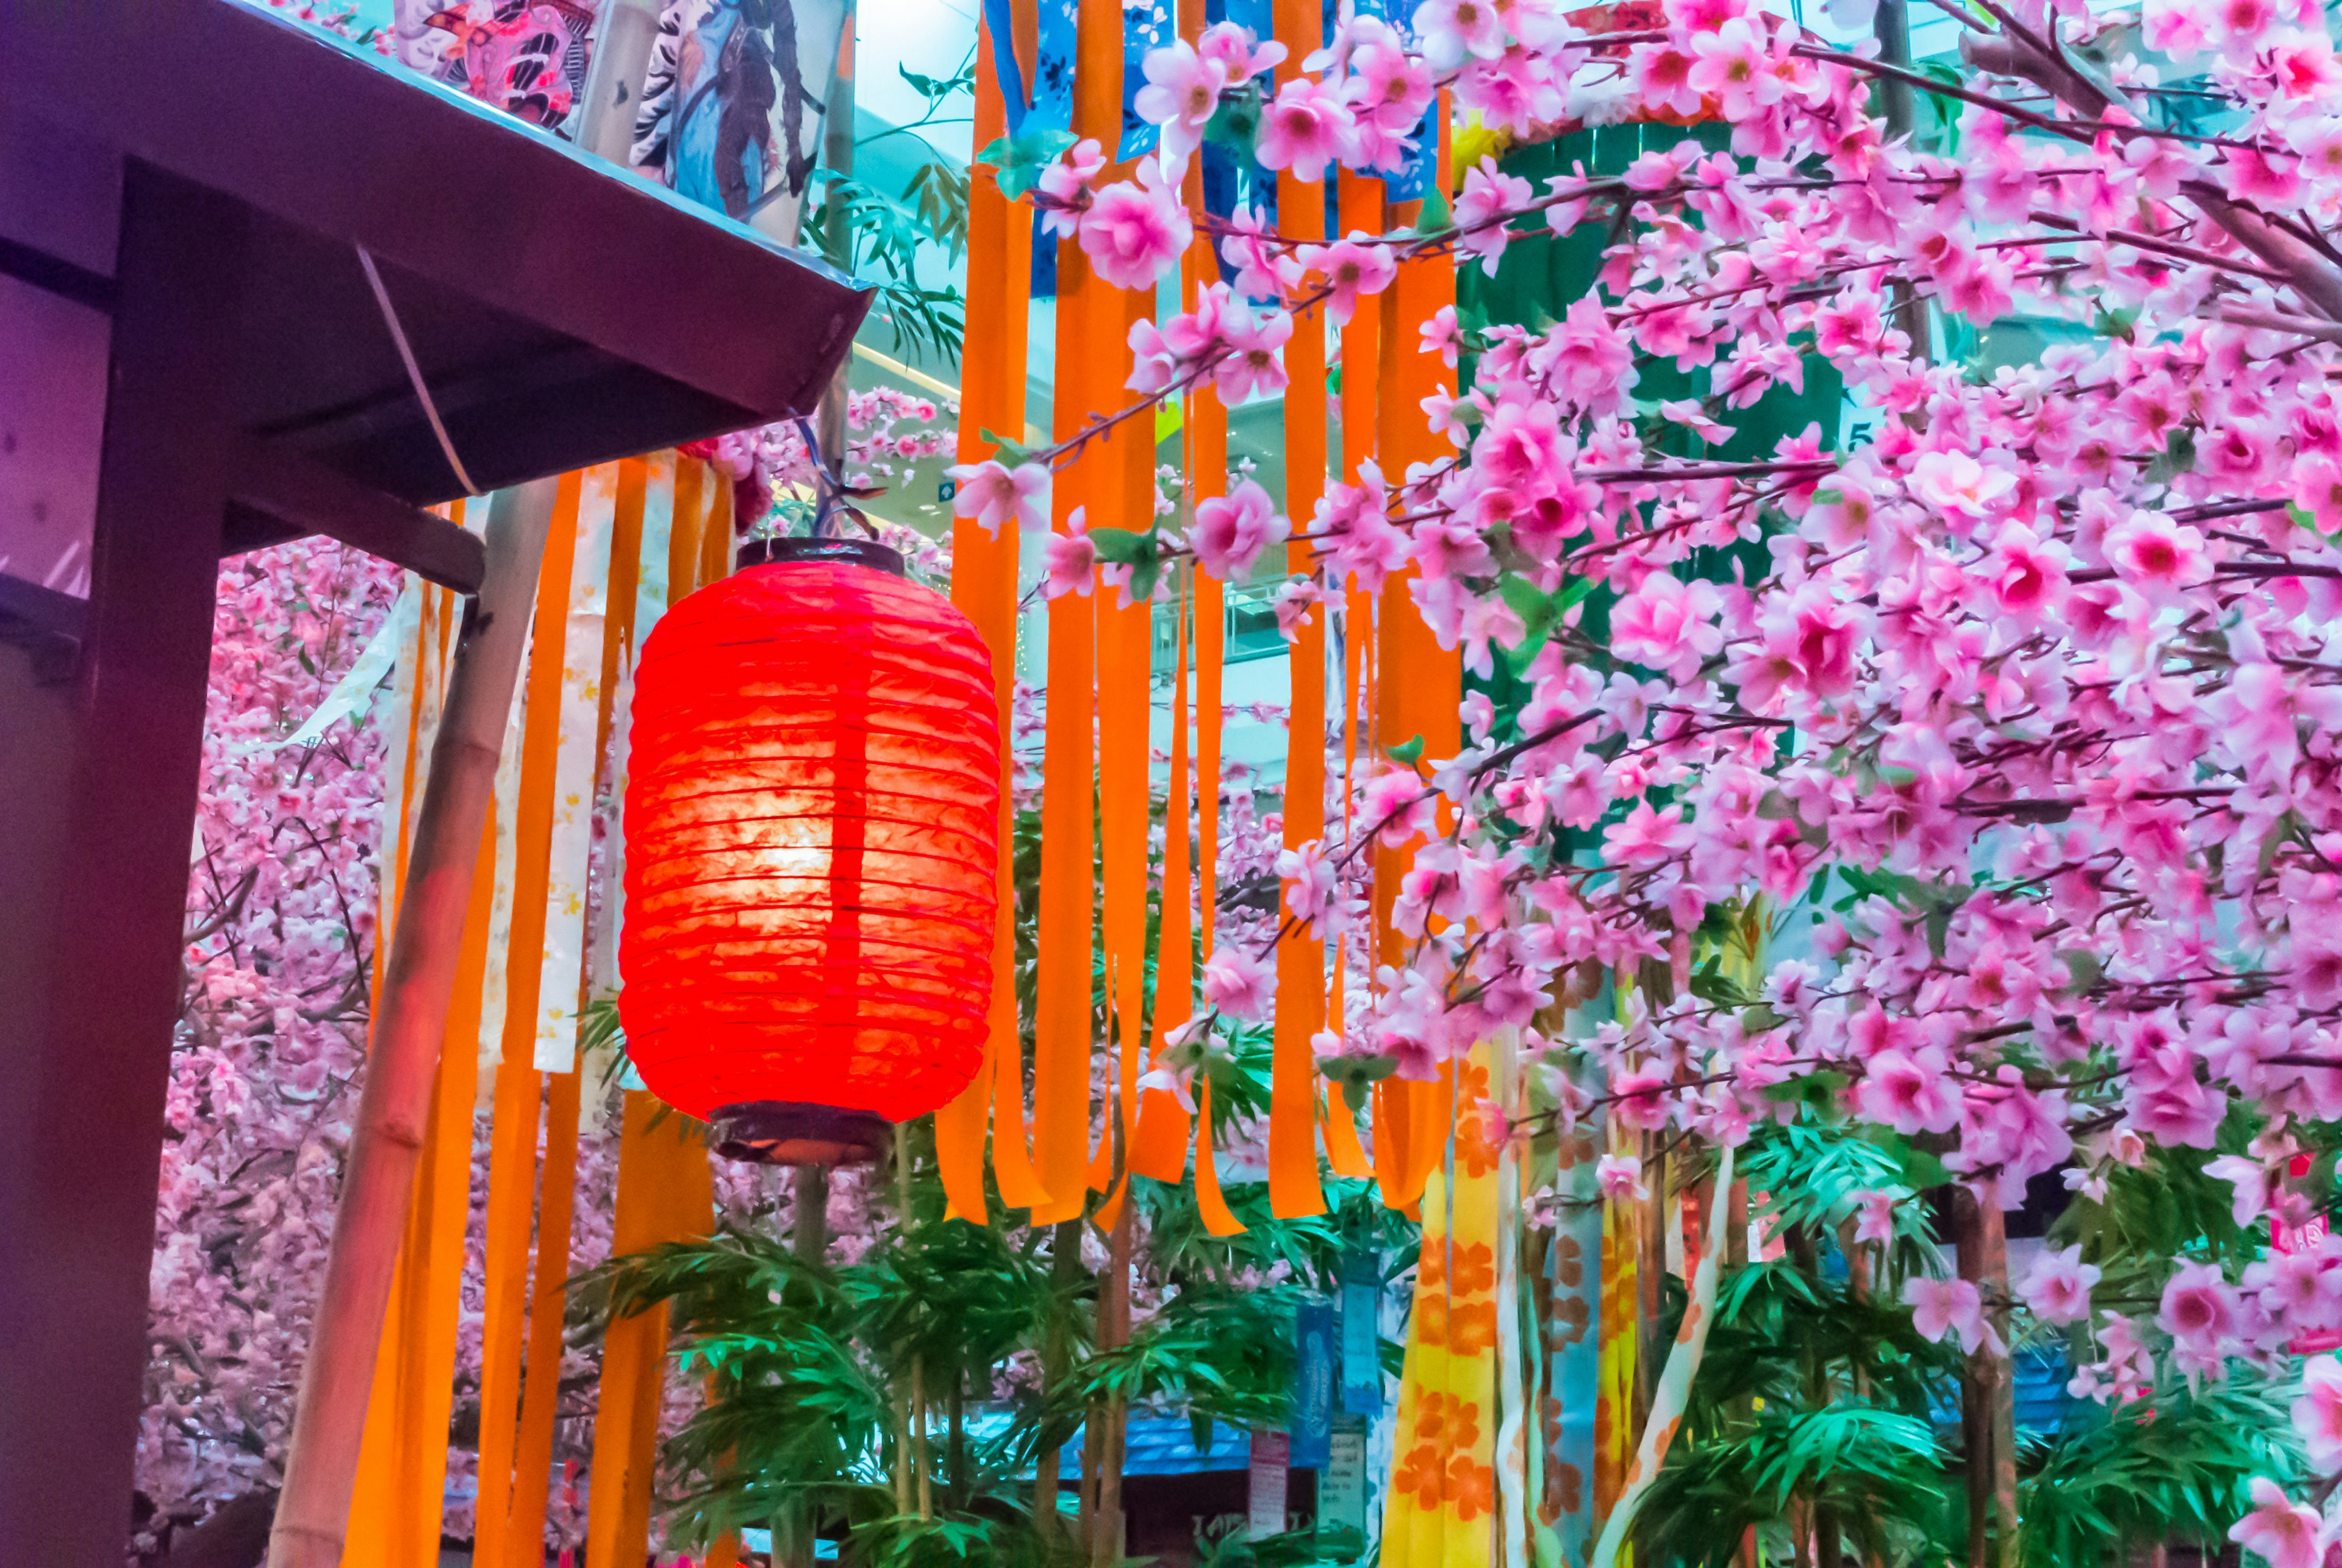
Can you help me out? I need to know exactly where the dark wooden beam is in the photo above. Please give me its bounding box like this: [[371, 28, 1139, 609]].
[[0, 160, 247, 1563], [2, 0, 867, 424], [0, 575, 88, 684], [229, 440, 485, 593]]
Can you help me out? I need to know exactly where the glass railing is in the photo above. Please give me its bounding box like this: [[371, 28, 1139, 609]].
[[1150, 578, 1290, 673]]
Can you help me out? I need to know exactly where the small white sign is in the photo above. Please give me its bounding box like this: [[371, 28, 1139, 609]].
[[1320, 1419, 1370, 1536], [1247, 1426, 1290, 1539]]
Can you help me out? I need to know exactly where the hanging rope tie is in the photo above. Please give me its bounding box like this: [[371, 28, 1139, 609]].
[[357, 244, 482, 499]]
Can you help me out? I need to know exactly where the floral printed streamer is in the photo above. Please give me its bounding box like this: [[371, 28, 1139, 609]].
[[533, 464, 619, 1072], [476, 623, 532, 1087], [1589, 1142, 1738, 1568], [368, 577, 428, 978], [1541, 1118, 1604, 1568], [1383, 1044, 1505, 1568], [1494, 1035, 1532, 1568], [1592, 1117, 1637, 1533], [603, 450, 676, 1006]]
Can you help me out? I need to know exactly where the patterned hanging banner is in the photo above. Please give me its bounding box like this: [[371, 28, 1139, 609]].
[[1590, 1144, 1736, 1568], [1542, 1118, 1605, 1567], [1381, 1045, 1502, 1568], [1592, 1115, 1638, 1538], [1492, 1037, 1532, 1568], [533, 464, 619, 1072]]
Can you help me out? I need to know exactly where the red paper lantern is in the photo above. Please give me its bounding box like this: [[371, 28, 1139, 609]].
[[618, 537, 1000, 1163]]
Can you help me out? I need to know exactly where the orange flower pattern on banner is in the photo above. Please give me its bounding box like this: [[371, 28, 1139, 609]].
[[1380, 1041, 1506, 1568]]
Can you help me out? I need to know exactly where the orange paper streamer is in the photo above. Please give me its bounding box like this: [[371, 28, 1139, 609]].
[[1030, 0, 1122, 1224], [470, 1064, 542, 1568], [697, 468, 732, 589], [1322, 958, 1374, 1180], [1034, 298, 1100, 1223], [1130, 585, 1195, 1182], [936, 6, 1040, 1222], [470, 462, 595, 1566], [1097, 286, 1155, 1211], [1194, 1075, 1245, 1237], [586, 466, 717, 1568], [584, 1096, 701, 1567], [498, 1065, 579, 1567], [1371, 152, 1462, 1212], [1267, 0, 1330, 1220]]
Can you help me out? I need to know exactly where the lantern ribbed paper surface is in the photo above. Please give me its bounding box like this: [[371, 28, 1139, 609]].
[[619, 547, 1000, 1127]]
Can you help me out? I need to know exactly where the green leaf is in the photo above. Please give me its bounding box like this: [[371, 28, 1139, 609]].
[[1084, 526, 1155, 565], [1124, 553, 1164, 604], [978, 127, 1078, 200], [2149, 428, 2197, 484], [1203, 88, 1264, 156], [1387, 734, 1426, 767], [976, 427, 1038, 468], [2057, 948, 2103, 998], [1416, 184, 1453, 237]]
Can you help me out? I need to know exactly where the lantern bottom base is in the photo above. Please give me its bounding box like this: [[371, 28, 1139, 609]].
[[709, 1100, 893, 1167]]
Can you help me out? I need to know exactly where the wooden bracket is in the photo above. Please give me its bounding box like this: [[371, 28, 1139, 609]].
[[227, 440, 486, 593]]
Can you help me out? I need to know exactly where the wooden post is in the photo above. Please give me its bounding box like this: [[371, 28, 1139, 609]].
[[267, 478, 558, 1568], [0, 162, 246, 1562]]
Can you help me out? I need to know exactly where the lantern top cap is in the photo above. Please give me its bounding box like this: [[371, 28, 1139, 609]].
[[736, 536, 908, 577]]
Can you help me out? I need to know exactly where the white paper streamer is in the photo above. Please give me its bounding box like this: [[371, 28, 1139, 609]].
[[243, 582, 421, 756], [533, 465, 618, 1072]]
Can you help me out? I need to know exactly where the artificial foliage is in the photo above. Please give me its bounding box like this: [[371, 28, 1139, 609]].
[[578, 1107, 1411, 1566], [939, 0, 2342, 1550], [161, 0, 2342, 1557]]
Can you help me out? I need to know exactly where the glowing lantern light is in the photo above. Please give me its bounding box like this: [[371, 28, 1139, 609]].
[[618, 537, 1000, 1164]]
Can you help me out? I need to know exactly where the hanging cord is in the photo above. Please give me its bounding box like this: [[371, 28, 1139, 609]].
[[794, 416, 876, 540], [356, 245, 482, 498]]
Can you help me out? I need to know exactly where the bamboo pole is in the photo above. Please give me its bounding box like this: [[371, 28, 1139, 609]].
[[267, 479, 559, 1568]]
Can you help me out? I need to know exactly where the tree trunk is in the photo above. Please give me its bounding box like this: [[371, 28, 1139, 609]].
[[265, 480, 559, 1568], [949, 1367, 969, 1511], [1954, 1187, 2018, 1568], [1035, 1219, 1084, 1544], [914, 1355, 934, 1520], [1980, 1202, 2018, 1566], [1635, 1136, 1666, 1441], [780, 1163, 829, 1568], [1730, 1181, 1757, 1568], [1091, 1201, 1136, 1567], [795, 1162, 831, 1265]]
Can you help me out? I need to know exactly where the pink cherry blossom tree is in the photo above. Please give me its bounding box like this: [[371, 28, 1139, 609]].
[[945, 0, 2342, 1536], [143, 539, 400, 1553]]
